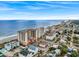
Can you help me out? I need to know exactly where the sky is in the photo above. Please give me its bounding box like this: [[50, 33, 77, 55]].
[[0, 1, 79, 20]]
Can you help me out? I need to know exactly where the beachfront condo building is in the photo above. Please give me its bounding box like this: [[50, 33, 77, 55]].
[[18, 27, 45, 46], [36, 27, 45, 38], [18, 29, 36, 46]]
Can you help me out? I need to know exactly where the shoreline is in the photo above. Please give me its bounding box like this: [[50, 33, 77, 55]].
[[0, 34, 17, 44], [0, 21, 62, 44], [0, 20, 62, 37]]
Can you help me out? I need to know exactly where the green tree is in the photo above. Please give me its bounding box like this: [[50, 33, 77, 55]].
[[60, 45, 68, 56], [73, 36, 79, 43], [69, 30, 73, 34], [48, 47, 55, 52], [37, 50, 43, 57], [67, 36, 71, 41], [73, 36, 78, 40], [71, 51, 78, 57]]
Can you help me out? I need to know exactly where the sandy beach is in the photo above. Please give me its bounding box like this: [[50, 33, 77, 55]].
[[0, 34, 18, 44]]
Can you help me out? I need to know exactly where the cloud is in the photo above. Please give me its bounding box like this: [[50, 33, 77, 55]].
[[24, 5, 45, 10], [0, 7, 15, 11], [0, 1, 79, 20], [0, 2, 16, 11], [0, 14, 79, 20], [35, 1, 69, 9], [57, 1, 79, 4], [45, 1, 79, 4], [43, 1, 79, 9], [0, 1, 75, 11]]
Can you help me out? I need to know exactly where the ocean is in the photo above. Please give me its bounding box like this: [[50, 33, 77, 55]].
[[0, 20, 63, 37]]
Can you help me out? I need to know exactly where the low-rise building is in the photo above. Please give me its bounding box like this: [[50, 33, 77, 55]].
[[68, 47, 73, 52], [4, 43, 12, 51], [0, 48, 8, 54], [4, 40, 19, 51], [19, 45, 38, 57], [60, 39, 66, 44], [0, 52, 5, 57], [0, 34, 19, 51], [46, 32, 57, 41], [54, 49, 61, 55], [28, 45, 38, 54], [0, 39, 19, 52], [38, 41, 48, 48], [47, 53, 56, 57], [52, 45, 59, 49]]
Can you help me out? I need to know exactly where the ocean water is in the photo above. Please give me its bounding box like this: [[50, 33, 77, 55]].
[[0, 20, 63, 37]]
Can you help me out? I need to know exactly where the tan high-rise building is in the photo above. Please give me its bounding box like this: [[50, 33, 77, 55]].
[[36, 27, 45, 39], [18, 29, 37, 46], [18, 27, 45, 46], [18, 30, 27, 45]]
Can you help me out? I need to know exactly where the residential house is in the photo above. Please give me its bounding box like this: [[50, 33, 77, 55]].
[[46, 32, 57, 41], [28, 45, 38, 54], [4, 42, 12, 51], [54, 49, 61, 55], [38, 41, 48, 48], [52, 45, 59, 49], [19, 45, 38, 57]]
